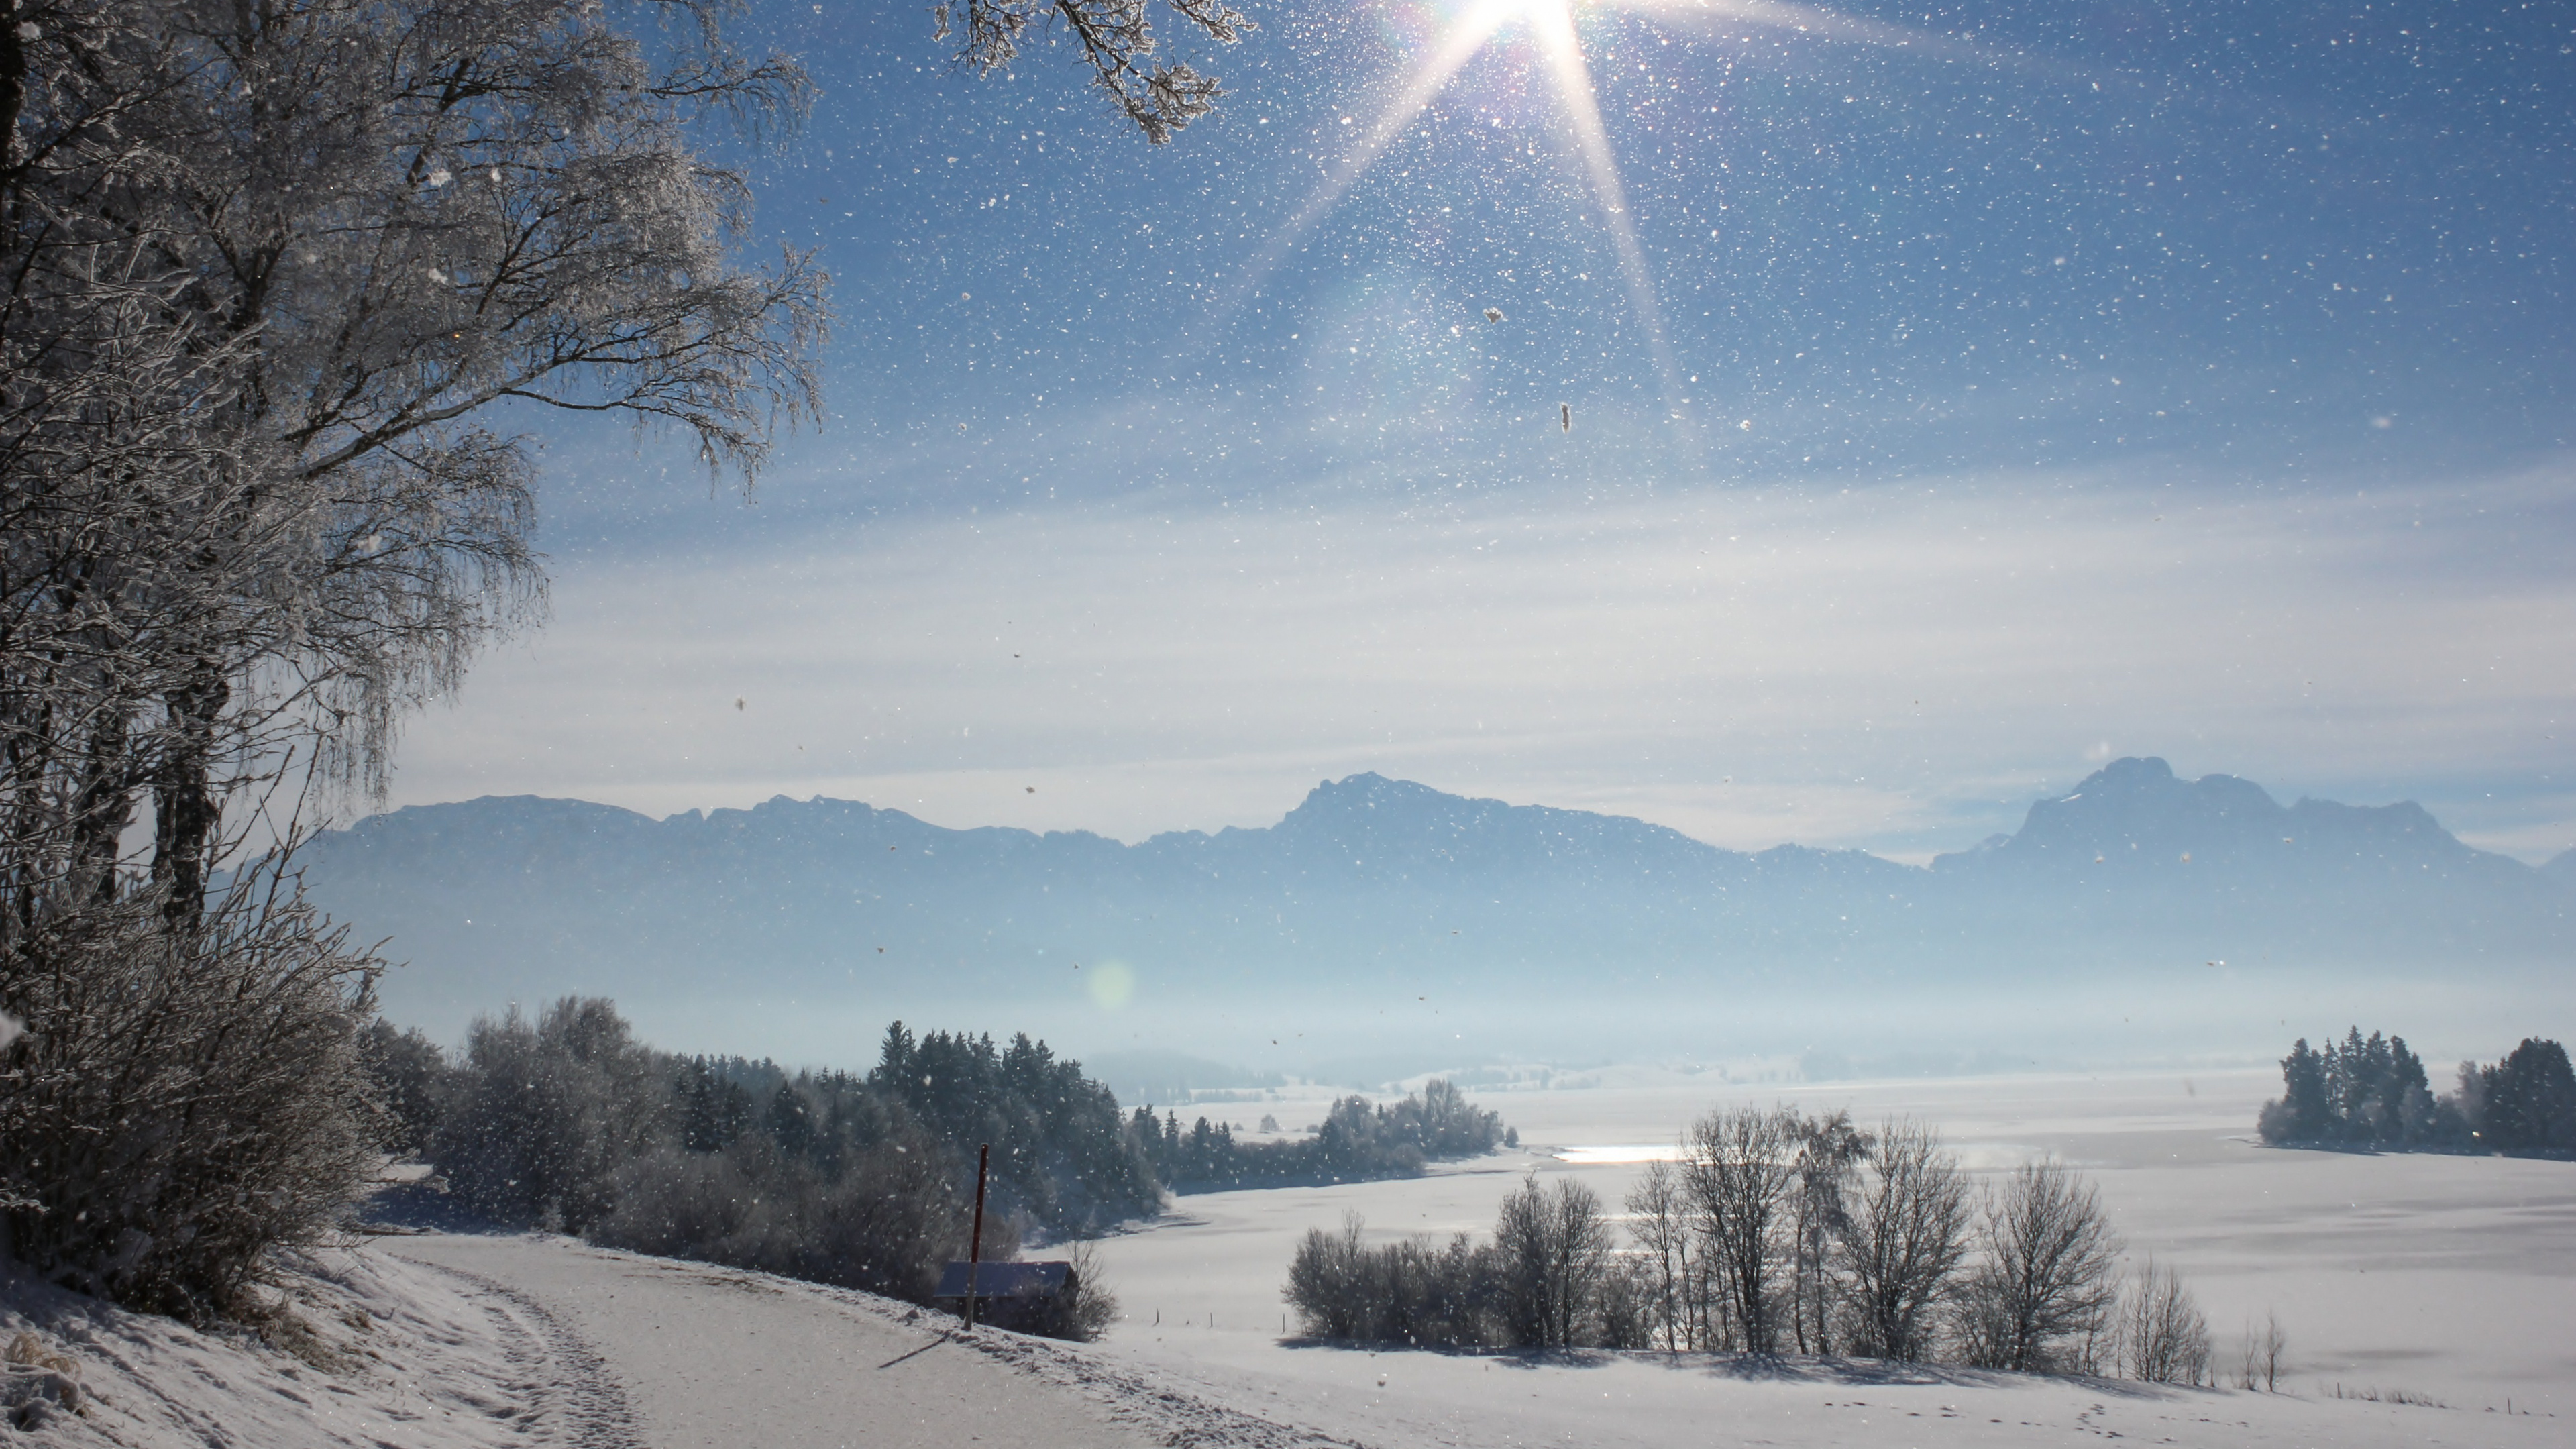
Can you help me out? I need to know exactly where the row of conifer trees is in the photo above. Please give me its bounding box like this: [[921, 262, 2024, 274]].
[[1136, 1078, 1509, 1189], [2257, 1030, 2575, 1155]]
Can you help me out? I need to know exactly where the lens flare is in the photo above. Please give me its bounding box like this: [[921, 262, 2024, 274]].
[[1086, 959, 1137, 1009]]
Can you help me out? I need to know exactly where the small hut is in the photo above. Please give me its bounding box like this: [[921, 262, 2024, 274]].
[[933, 1260, 1077, 1336]]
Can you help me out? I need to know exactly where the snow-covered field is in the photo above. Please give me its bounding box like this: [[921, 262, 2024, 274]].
[[0, 1241, 580, 1448], [4, 1068, 2566, 1448], [1085, 1067, 2576, 1444]]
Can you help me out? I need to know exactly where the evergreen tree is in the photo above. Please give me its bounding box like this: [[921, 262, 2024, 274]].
[[2259, 1039, 2335, 1144], [2477, 1039, 2576, 1156]]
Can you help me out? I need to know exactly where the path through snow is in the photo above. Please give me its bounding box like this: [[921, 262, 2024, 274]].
[[386, 1233, 1349, 1449]]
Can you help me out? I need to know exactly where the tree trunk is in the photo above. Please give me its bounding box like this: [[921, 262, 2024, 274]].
[[150, 662, 227, 929], [70, 710, 133, 904]]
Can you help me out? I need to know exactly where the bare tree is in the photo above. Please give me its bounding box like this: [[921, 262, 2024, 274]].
[[1837, 1118, 1974, 1362], [2251, 1309, 2287, 1391], [2118, 1258, 2211, 1384], [940, 0, 1253, 143], [1493, 1173, 1614, 1348], [1625, 1157, 1697, 1350], [1955, 1159, 2125, 1373], [1684, 1106, 1803, 1353]]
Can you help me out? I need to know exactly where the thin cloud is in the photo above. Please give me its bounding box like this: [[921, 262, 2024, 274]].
[[396, 459, 2576, 861]]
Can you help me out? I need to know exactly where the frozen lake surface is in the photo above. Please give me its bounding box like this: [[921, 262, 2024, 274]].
[[1087, 1068, 2576, 1444]]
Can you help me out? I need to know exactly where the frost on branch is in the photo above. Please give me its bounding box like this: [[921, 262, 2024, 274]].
[[939, 0, 1252, 143], [0, 0, 824, 1320]]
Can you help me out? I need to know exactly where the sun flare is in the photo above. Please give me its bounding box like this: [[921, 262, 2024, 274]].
[[1224, 0, 1970, 438]]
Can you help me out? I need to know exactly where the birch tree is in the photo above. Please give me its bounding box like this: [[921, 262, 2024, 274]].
[[942, 0, 1252, 143], [0, 0, 816, 1316]]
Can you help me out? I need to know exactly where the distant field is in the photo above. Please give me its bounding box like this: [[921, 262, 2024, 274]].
[[1086, 1069, 2576, 1440]]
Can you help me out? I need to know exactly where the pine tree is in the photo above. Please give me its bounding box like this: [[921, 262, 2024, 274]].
[[2260, 1039, 2336, 1144], [2479, 1040, 2576, 1155]]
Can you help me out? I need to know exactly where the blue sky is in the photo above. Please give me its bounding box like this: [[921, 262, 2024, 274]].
[[388, 0, 2574, 861]]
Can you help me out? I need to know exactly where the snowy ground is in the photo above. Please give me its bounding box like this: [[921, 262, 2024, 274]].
[[2, 1232, 1329, 1449], [0, 1239, 578, 1448], [3, 1069, 2565, 1447], [1085, 1067, 2576, 1444]]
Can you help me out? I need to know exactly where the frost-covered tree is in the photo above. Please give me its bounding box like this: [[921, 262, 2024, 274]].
[[1785, 1110, 1867, 1354], [1, 0, 822, 1315], [941, 0, 1252, 143], [1492, 1173, 1614, 1349]]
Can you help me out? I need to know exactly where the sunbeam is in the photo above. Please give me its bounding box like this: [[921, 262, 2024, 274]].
[[1215, 0, 1977, 442], [1209, 0, 1517, 329], [1524, 0, 1694, 438]]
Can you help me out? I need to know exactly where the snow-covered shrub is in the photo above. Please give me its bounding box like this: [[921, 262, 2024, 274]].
[[0, 867, 378, 1320], [356, 1021, 450, 1157], [1284, 1184, 1631, 1350], [433, 998, 666, 1230], [1285, 1214, 1495, 1345], [593, 1130, 996, 1306], [1589, 1254, 1662, 1351]]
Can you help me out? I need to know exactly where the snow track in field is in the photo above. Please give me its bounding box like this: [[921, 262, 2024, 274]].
[[401, 1255, 641, 1448]]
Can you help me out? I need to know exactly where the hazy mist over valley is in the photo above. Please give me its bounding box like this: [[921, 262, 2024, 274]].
[[312, 755, 2575, 1078]]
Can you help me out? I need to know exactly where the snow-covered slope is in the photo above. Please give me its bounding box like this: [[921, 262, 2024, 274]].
[[0, 1244, 577, 1448]]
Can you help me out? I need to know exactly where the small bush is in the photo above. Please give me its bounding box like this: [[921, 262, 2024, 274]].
[[1284, 1214, 1497, 1346], [2117, 1259, 2211, 1383], [1283, 1177, 1623, 1350], [0, 871, 378, 1320]]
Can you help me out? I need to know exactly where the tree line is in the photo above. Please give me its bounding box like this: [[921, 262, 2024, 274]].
[[366, 998, 1513, 1336], [1286, 1106, 2253, 1387], [1136, 1077, 1509, 1189], [363, 1000, 1160, 1332], [2258, 1029, 2575, 1155]]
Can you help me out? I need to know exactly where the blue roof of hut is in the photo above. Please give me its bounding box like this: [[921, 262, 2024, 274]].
[[934, 1260, 1073, 1299]]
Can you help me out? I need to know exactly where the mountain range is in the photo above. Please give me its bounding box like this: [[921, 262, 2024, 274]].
[[302, 757, 2573, 1067]]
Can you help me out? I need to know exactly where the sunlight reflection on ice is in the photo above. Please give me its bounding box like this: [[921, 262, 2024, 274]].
[[1551, 1143, 1686, 1164]]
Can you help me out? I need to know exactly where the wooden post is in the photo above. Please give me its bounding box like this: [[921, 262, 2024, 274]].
[[963, 1142, 990, 1331]]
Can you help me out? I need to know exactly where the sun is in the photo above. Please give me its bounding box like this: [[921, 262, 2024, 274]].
[[1226, 0, 1963, 435]]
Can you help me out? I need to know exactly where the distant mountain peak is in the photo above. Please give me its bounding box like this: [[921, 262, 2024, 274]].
[[2074, 755, 2177, 792], [1933, 756, 2493, 876]]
